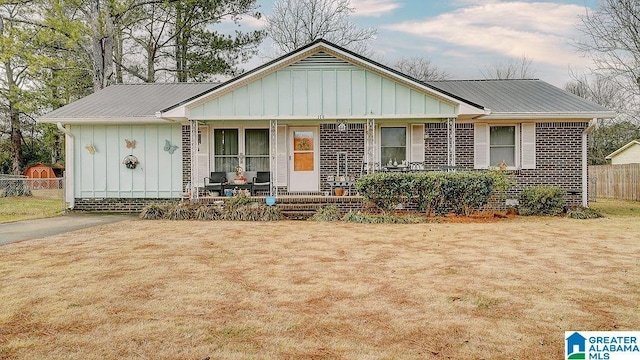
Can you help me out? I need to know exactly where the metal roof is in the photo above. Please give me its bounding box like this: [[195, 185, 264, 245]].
[[40, 83, 219, 119], [40, 74, 615, 123], [425, 79, 613, 115]]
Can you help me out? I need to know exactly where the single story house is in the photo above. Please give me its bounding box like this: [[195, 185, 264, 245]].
[[605, 140, 640, 164], [39, 39, 615, 211]]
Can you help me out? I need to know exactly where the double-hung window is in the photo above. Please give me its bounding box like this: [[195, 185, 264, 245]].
[[380, 127, 407, 165], [489, 126, 516, 167], [474, 123, 536, 169]]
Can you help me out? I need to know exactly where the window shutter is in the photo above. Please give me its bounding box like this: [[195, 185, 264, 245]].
[[474, 123, 488, 169], [276, 125, 288, 186], [410, 124, 425, 163], [197, 126, 209, 187], [521, 123, 536, 169]]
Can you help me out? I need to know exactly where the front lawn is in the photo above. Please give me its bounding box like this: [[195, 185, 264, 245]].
[[1, 211, 639, 359]]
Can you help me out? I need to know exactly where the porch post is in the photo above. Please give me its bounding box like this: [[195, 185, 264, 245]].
[[190, 119, 199, 200], [364, 118, 376, 174], [269, 119, 277, 196], [447, 117, 457, 167]]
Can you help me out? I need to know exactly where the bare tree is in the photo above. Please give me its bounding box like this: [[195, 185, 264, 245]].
[[565, 73, 630, 114], [576, 0, 640, 95], [565, 73, 640, 164], [265, 0, 376, 55], [480, 55, 536, 79], [393, 56, 450, 82]]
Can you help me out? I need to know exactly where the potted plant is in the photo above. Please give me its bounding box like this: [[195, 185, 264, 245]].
[[233, 165, 248, 184]]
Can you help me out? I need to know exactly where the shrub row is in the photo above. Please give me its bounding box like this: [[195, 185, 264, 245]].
[[140, 195, 283, 221], [355, 171, 511, 216]]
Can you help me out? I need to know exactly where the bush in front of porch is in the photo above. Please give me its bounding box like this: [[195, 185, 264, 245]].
[[140, 194, 284, 221]]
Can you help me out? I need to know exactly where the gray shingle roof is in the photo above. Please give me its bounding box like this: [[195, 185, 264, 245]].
[[41, 83, 219, 119], [425, 79, 613, 115]]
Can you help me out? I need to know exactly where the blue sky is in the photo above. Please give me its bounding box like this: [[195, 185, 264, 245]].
[[239, 0, 599, 87]]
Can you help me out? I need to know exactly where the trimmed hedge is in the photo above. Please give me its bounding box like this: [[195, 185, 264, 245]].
[[355, 171, 510, 216], [518, 186, 565, 216]]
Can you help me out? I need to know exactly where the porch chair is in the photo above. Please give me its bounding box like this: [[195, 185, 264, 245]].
[[251, 171, 271, 195], [204, 172, 226, 194]]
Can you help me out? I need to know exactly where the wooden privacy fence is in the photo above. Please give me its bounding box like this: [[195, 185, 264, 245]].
[[589, 164, 640, 201]]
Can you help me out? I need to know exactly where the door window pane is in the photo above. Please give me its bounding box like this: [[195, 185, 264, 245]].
[[294, 153, 314, 171], [490, 126, 515, 167], [293, 131, 314, 151], [381, 127, 406, 165], [293, 131, 314, 171]]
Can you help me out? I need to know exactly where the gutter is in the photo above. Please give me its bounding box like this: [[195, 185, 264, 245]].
[[582, 119, 597, 208], [57, 122, 74, 138], [56, 122, 75, 210]]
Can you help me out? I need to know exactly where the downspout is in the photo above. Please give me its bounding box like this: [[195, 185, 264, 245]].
[[582, 119, 597, 208], [56, 122, 75, 209]]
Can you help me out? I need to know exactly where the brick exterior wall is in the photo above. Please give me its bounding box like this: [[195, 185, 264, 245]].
[[455, 123, 474, 169], [423, 121, 587, 207], [512, 122, 588, 206], [424, 123, 448, 170], [424, 122, 474, 170], [182, 125, 191, 189], [73, 198, 178, 213], [319, 123, 364, 193]]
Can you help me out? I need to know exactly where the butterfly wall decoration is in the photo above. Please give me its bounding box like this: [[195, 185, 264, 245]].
[[164, 140, 178, 154], [85, 144, 96, 154], [125, 139, 136, 149]]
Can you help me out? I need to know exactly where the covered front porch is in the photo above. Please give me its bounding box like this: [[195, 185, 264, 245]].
[[186, 117, 462, 200]]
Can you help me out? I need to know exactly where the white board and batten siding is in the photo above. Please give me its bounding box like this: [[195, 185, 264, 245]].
[[474, 123, 536, 169], [188, 53, 457, 119], [72, 124, 183, 198]]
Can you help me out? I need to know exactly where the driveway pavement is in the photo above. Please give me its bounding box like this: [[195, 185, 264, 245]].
[[0, 213, 137, 246]]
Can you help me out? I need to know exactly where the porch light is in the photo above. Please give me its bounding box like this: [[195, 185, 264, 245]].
[[337, 119, 347, 132]]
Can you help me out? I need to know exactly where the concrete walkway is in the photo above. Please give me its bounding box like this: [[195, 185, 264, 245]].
[[0, 213, 137, 246]]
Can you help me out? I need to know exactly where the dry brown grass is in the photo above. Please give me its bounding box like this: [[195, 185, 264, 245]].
[[1, 213, 640, 359]]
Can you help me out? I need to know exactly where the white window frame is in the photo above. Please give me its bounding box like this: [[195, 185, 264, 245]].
[[476, 123, 538, 170], [377, 125, 408, 165], [211, 126, 270, 172], [488, 124, 520, 170]]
